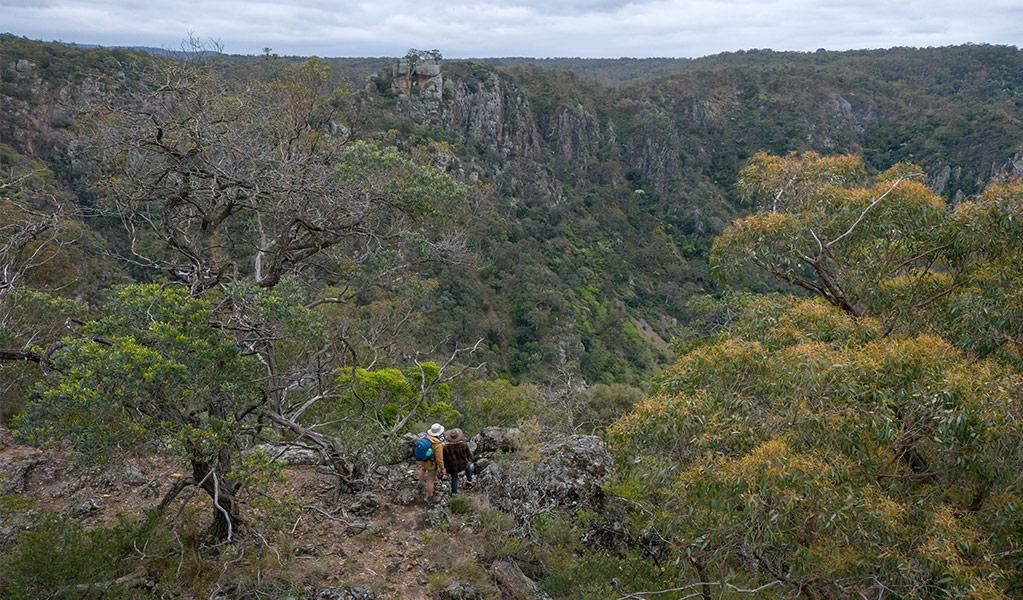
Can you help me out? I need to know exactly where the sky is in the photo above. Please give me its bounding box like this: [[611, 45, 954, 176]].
[[1, 0, 1021, 58]]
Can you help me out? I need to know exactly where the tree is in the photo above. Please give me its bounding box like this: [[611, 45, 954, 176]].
[[611, 152, 1023, 598], [0, 154, 77, 338], [610, 296, 1023, 599], [712, 151, 1023, 364], [405, 48, 443, 63], [86, 56, 470, 295], [3, 51, 480, 538], [0, 149, 85, 421], [81, 54, 476, 429], [15, 284, 262, 541]]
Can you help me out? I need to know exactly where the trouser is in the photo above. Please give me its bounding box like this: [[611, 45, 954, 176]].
[[450, 464, 473, 495]]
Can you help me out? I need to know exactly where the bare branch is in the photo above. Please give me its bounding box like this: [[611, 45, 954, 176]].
[[612, 578, 783, 600], [825, 173, 922, 250]]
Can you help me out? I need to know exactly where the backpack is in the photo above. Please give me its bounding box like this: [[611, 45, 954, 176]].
[[413, 435, 434, 461]]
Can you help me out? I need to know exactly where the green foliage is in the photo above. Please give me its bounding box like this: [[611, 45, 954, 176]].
[[308, 362, 458, 438], [453, 378, 546, 435], [713, 152, 1023, 366], [333, 140, 470, 228], [566, 383, 645, 433], [672, 291, 763, 353], [14, 284, 260, 465], [0, 503, 319, 599], [612, 296, 1023, 598], [0, 509, 162, 600], [448, 494, 472, 514]]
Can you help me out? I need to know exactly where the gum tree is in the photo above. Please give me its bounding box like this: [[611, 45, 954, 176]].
[[16, 284, 261, 541], [712, 151, 1023, 362], [611, 296, 1023, 599], [611, 153, 1023, 598]]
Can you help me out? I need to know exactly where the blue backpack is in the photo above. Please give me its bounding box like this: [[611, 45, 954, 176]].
[[413, 435, 434, 461]]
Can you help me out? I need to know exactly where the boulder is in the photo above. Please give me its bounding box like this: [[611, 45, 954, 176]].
[[348, 491, 380, 517], [124, 465, 146, 486], [481, 434, 612, 518], [428, 503, 451, 529], [244, 443, 320, 465], [417, 60, 441, 78], [397, 432, 420, 462], [73, 498, 102, 517], [469, 427, 520, 455], [0, 450, 48, 495], [436, 582, 481, 600], [346, 520, 382, 536], [491, 560, 538, 598]]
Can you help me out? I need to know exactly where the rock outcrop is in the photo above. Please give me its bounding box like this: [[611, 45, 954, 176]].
[[244, 442, 322, 465], [393, 57, 444, 118], [441, 73, 541, 158], [470, 428, 612, 519], [491, 559, 542, 598], [436, 581, 481, 600], [547, 104, 602, 167]]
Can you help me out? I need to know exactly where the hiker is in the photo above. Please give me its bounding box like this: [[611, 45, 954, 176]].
[[414, 423, 446, 500], [443, 428, 473, 495]]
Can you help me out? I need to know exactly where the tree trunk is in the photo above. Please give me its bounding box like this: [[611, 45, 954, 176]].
[[190, 448, 243, 542]]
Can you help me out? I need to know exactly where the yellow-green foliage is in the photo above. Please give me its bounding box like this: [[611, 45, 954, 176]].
[[454, 378, 547, 435], [14, 284, 261, 463], [313, 362, 458, 435], [714, 151, 1023, 367], [611, 296, 1023, 599]]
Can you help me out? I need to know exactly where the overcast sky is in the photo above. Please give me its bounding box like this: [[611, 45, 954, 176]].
[[2, 0, 1020, 58]]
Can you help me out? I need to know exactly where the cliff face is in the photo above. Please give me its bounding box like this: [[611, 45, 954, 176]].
[[385, 51, 1023, 218], [441, 72, 541, 158], [370, 49, 1023, 383]]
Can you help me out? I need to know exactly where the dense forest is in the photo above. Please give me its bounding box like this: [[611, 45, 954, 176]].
[[1, 34, 1022, 599]]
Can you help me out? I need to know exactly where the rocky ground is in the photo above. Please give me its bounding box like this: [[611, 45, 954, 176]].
[[0, 426, 614, 599]]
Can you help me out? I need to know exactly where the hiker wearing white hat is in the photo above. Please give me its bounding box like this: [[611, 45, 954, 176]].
[[414, 423, 446, 501]]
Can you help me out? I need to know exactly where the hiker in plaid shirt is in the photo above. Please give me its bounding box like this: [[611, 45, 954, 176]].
[[443, 428, 473, 495]]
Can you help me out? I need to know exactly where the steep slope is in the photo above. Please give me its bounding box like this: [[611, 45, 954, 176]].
[[357, 45, 1023, 383], [3, 38, 1023, 386]]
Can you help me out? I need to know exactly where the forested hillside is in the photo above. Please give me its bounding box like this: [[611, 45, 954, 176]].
[[3, 37, 1022, 390], [1, 35, 1022, 599]]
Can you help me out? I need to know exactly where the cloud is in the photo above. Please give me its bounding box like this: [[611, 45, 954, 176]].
[[0, 0, 1019, 57]]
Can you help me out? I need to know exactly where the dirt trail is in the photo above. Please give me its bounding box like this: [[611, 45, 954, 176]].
[[0, 436, 463, 599], [231, 460, 465, 599]]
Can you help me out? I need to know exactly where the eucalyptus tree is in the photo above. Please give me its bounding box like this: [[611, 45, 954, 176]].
[[6, 50, 478, 540], [712, 151, 1023, 362], [612, 296, 1023, 599], [610, 153, 1023, 598]]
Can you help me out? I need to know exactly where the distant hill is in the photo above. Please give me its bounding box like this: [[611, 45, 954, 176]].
[[61, 41, 222, 59]]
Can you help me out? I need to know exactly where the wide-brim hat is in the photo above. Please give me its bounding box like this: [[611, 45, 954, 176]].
[[428, 423, 445, 437], [447, 428, 464, 442]]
